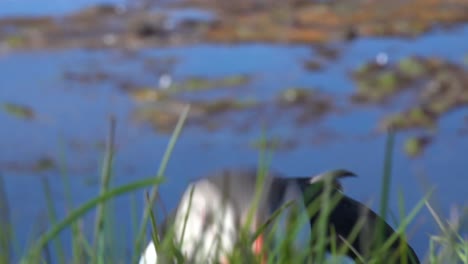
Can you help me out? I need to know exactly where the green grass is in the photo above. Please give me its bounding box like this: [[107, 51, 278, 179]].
[[0, 108, 467, 264], [0, 173, 13, 263]]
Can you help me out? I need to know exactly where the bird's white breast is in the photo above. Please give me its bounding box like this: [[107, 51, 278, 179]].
[[139, 180, 237, 264], [139, 241, 157, 264], [173, 180, 237, 262]]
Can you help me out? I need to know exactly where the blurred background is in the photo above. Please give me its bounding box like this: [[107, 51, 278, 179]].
[[0, 0, 467, 262]]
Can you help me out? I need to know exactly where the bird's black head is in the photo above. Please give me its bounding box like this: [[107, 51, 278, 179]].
[[295, 169, 356, 204]]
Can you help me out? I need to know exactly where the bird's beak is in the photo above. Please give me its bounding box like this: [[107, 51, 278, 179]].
[[309, 169, 356, 184], [252, 233, 266, 264], [219, 233, 266, 264], [309, 169, 357, 190]]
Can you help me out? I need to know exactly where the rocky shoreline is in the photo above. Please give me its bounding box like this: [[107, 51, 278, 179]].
[[1, 0, 468, 51]]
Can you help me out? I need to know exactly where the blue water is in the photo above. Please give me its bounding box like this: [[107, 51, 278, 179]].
[[0, 0, 127, 17], [1, 1, 468, 262]]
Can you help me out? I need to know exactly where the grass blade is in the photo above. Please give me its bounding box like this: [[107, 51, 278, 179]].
[[0, 174, 12, 264], [20, 177, 164, 264], [375, 132, 395, 255], [243, 129, 273, 239], [145, 191, 160, 253], [92, 117, 116, 264], [40, 176, 66, 264], [58, 138, 87, 264], [133, 104, 190, 263], [371, 189, 433, 262]]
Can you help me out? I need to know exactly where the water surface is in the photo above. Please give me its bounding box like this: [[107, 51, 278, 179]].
[[0, 5, 467, 261]]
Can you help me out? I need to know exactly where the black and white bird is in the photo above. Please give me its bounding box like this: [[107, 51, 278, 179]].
[[139, 168, 420, 264]]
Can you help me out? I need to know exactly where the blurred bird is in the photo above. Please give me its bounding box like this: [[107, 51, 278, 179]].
[[139, 168, 420, 264]]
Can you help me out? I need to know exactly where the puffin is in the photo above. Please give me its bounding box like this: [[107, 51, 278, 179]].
[[139, 168, 420, 264]]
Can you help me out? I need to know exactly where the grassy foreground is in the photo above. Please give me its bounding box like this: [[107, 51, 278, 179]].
[[0, 106, 467, 264]]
